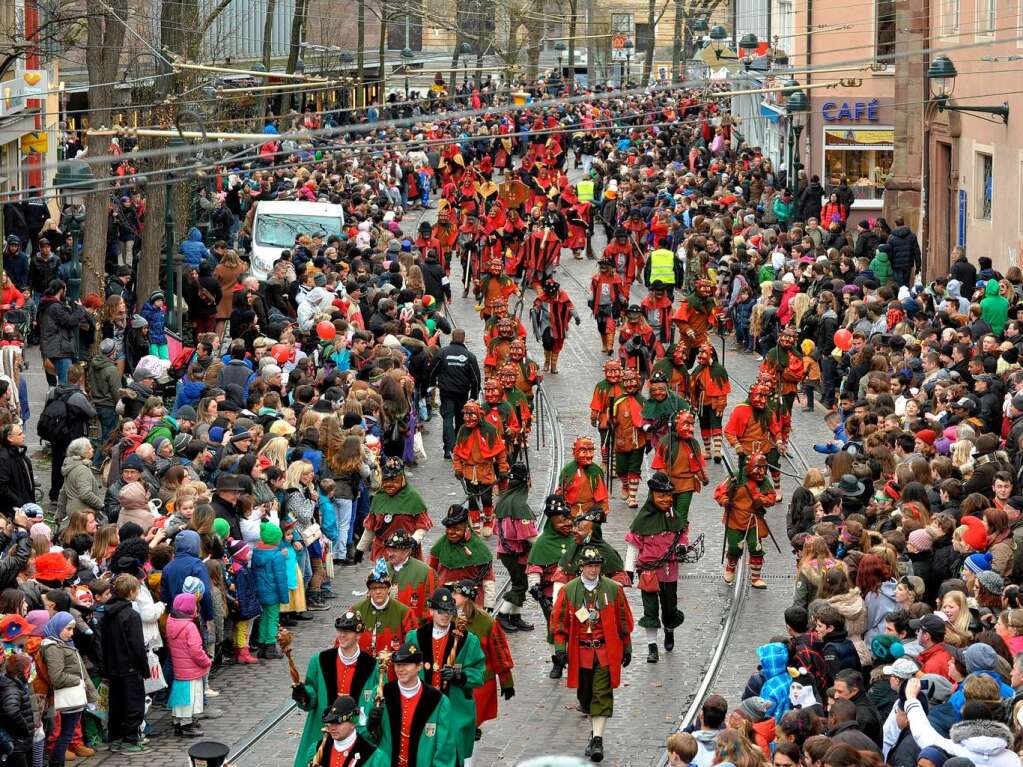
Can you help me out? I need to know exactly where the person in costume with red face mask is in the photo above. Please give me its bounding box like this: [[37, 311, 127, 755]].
[[714, 452, 777, 589], [689, 342, 732, 462], [672, 277, 719, 360], [557, 436, 609, 521], [451, 401, 509, 538], [590, 360, 624, 471]]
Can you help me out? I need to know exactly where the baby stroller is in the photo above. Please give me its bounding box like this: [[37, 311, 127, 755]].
[[2, 307, 31, 342]]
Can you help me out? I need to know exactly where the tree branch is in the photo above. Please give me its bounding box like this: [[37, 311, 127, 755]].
[[197, 0, 235, 36]]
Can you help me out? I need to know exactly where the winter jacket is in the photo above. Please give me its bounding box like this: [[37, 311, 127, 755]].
[[160, 531, 215, 622], [117, 482, 154, 533], [166, 610, 212, 681], [37, 296, 85, 360], [869, 249, 893, 284], [863, 580, 899, 644], [0, 533, 31, 594], [211, 493, 242, 541], [41, 637, 98, 709], [88, 354, 121, 408], [145, 416, 179, 447], [231, 563, 261, 620], [830, 720, 880, 753], [887, 226, 922, 273], [28, 254, 61, 296], [691, 729, 720, 767], [822, 628, 862, 681], [173, 377, 207, 411], [0, 674, 33, 753], [3, 250, 27, 290], [139, 299, 167, 345], [252, 544, 289, 606], [798, 182, 824, 221], [756, 642, 792, 720], [0, 443, 34, 519], [59, 453, 104, 517], [430, 341, 481, 399], [179, 227, 212, 270], [981, 279, 1009, 336], [99, 598, 148, 677], [421, 258, 449, 306], [133, 581, 164, 650], [905, 699, 1020, 767], [950, 257, 978, 293], [216, 358, 256, 399], [944, 279, 972, 315]]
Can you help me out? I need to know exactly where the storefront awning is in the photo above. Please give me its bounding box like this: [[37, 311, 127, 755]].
[[760, 101, 784, 124]]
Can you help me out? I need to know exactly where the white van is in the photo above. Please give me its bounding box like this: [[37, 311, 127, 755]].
[[250, 200, 346, 281]]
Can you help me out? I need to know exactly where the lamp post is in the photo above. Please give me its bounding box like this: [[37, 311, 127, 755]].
[[738, 32, 758, 65], [339, 51, 355, 110], [164, 136, 188, 330], [554, 40, 567, 92], [52, 160, 94, 302], [927, 55, 1009, 123], [786, 88, 809, 196], [400, 47, 415, 99], [623, 39, 634, 85], [460, 42, 472, 91]]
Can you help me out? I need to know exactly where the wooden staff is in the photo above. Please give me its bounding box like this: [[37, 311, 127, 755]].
[[441, 616, 469, 692], [309, 728, 329, 767]]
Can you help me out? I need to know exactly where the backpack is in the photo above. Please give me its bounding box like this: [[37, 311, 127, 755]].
[[167, 346, 195, 381], [37, 388, 75, 444]]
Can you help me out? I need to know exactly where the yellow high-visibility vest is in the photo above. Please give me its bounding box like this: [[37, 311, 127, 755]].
[[576, 179, 594, 203], [648, 248, 676, 286]]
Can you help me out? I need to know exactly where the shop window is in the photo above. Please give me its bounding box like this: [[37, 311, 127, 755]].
[[823, 128, 894, 201], [941, 0, 960, 35], [977, 0, 996, 34], [876, 0, 896, 60], [977, 152, 993, 219]]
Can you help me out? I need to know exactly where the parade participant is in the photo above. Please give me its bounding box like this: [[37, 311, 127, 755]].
[[480, 377, 520, 453], [724, 381, 782, 472], [759, 324, 805, 451], [640, 282, 674, 356], [651, 341, 692, 401], [351, 559, 418, 659], [713, 452, 777, 589], [449, 580, 515, 740], [522, 213, 561, 290], [602, 227, 644, 299], [689, 342, 731, 462], [641, 370, 691, 449], [618, 304, 656, 377], [589, 360, 624, 471], [427, 505, 496, 611], [588, 255, 627, 355], [414, 221, 444, 272], [307, 695, 377, 767], [483, 317, 518, 377], [451, 401, 509, 537], [672, 277, 719, 358], [474, 254, 517, 321], [526, 495, 575, 679], [456, 210, 485, 297], [624, 472, 689, 664], [612, 369, 648, 508], [556, 436, 609, 520], [404, 587, 485, 767], [550, 545, 635, 763], [293, 611, 381, 767], [554, 509, 629, 589], [361, 639, 456, 767], [498, 213, 527, 276], [507, 338, 541, 409], [383, 530, 438, 625], [530, 277, 580, 375], [498, 363, 532, 451], [493, 463, 539, 633], [482, 297, 526, 345], [561, 186, 591, 260], [356, 457, 431, 561], [650, 411, 707, 525]]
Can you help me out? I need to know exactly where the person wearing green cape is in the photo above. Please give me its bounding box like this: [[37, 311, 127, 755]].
[[526, 494, 576, 679], [624, 473, 688, 665], [356, 457, 432, 561], [427, 505, 496, 610], [493, 463, 539, 634], [291, 611, 381, 767], [641, 369, 692, 449]]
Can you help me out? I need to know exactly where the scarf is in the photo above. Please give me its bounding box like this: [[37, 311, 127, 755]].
[[641, 392, 691, 421], [629, 500, 687, 535], [527, 526, 573, 566], [494, 477, 533, 521], [43, 611, 75, 644]]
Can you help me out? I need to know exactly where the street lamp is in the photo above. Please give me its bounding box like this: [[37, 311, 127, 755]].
[[401, 47, 415, 99], [460, 42, 473, 90], [928, 55, 1009, 124], [786, 88, 809, 196], [52, 160, 94, 302], [738, 33, 758, 61], [747, 55, 770, 74], [623, 39, 634, 85], [709, 25, 728, 41], [554, 41, 567, 87]]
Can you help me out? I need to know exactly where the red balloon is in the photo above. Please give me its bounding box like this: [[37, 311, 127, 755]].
[[271, 344, 291, 365], [833, 328, 853, 351], [316, 320, 336, 341]]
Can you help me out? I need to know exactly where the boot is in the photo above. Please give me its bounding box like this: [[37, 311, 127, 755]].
[[646, 642, 659, 663], [496, 612, 519, 633], [468, 509, 483, 533], [701, 437, 711, 459], [549, 653, 564, 679], [750, 558, 767, 589], [543, 350, 552, 372], [72, 745, 95, 757], [712, 435, 723, 464], [589, 736, 604, 762], [481, 507, 495, 538], [550, 352, 560, 374], [307, 592, 329, 611], [664, 630, 675, 652], [510, 614, 534, 631], [619, 480, 630, 501], [601, 334, 613, 355], [723, 559, 737, 584], [236, 646, 260, 664], [262, 644, 284, 659], [174, 722, 205, 738]]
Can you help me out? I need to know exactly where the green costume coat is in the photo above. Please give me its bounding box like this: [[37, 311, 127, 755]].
[[293, 649, 380, 767], [362, 681, 457, 767], [406, 625, 486, 762]]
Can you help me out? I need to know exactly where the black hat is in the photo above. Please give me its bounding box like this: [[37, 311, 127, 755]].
[[334, 611, 365, 633], [449, 579, 478, 600], [614, 227, 628, 238], [381, 456, 405, 479], [544, 494, 570, 518], [116, 265, 132, 277], [418, 221, 432, 232], [383, 529, 417, 549], [442, 504, 469, 527], [649, 370, 669, 385], [650, 281, 667, 292], [392, 639, 424, 664], [508, 463, 529, 483], [428, 587, 457, 614], [216, 473, 244, 492], [833, 474, 865, 497], [647, 471, 674, 494], [575, 507, 604, 525], [322, 695, 360, 725], [626, 303, 642, 314], [578, 546, 605, 565], [909, 614, 946, 638]]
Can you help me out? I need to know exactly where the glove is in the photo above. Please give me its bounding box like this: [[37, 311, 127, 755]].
[[553, 650, 568, 668], [575, 316, 581, 326], [529, 584, 544, 603], [502, 686, 516, 701], [367, 705, 384, 737], [441, 667, 467, 687], [622, 652, 632, 667], [291, 684, 311, 709]]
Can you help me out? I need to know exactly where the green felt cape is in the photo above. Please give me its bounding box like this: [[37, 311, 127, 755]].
[[641, 392, 692, 420], [429, 531, 493, 567], [683, 291, 714, 315], [656, 433, 704, 470], [494, 477, 533, 520], [370, 483, 427, 516], [558, 461, 605, 490], [558, 538, 625, 576], [629, 500, 687, 535], [527, 527, 573, 566]]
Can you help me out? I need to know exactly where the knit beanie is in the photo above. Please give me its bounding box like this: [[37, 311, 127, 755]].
[[964, 551, 994, 575], [260, 522, 283, 546], [738, 696, 771, 722], [907, 529, 934, 551], [959, 516, 989, 552], [976, 569, 1004, 595], [870, 634, 905, 663], [182, 575, 205, 599], [212, 518, 231, 539]]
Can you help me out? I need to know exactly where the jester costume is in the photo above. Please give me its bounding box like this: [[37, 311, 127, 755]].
[[640, 284, 673, 355], [713, 452, 777, 588], [651, 342, 693, 401], [553, 510, 630, 588], [483, 317, 517, 377], [672, 278, 719, 359], [611, 370, 648, 508], [474, 255, 518, 320], [618, 305, 656, 376], [557, 437, 609, 520], [589, 360, 624, 468], [482, 299, 527, 345], [451, 401, 509, 536], [499, 363, 532, 452], [481, 378, 521, 453], [357, 458, 431, 561], [531, 278, 579, 373], [508, 339, 542, 408], [641, 370, 692, 449], [759, 326, 805, 448], [724, 381, 783, 477], [689, 342, 732, 461], [493, 464, 539, 631], [428, 505, 496, 610], [589, 257, 628, 355], [522, 223, 561, 289], [602, 227, 645, 299], [649, 411, 707, 524]]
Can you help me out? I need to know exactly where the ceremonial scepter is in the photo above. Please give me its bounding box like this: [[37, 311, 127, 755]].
[[277, 627, 303, 686]]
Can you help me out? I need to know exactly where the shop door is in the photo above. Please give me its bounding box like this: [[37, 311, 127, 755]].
[[932, 141, 953, 274]]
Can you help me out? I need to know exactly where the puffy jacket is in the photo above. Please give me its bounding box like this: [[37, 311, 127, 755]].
[[231, 563, 261, 620], [0, 673, 33, 753], [216, 358, 256, 398], [42, 638, 98, 704], [887, 226, 922, 272], [99, 598, 148, 677], [173, 377, 207, 411], [863, 580, 899, 644], [906, 699, 1020, 767], [145, 415, 178, 447], [160, 531, 215, 622], [28, 254, 61, 296], [950, 256, 978, 292], [869, 249, 893, 284], [166, 608, 211, 681], [980, 279, 1009, 336], [59, 453, 104, 517], [798, 182, 824, 221], [132, 580, 164, 650], [139, 297, 167, 345], [0, 443, 34, 519], [3, 250, 27, 290], [179, 227, 212, 270], [117, 481, 154, 533], [430, 341, 481, 398], [252, 544, 289, 606], [822, 628, 862, 681], [37, 296, 85, 360], [88, 354, 121, 408]]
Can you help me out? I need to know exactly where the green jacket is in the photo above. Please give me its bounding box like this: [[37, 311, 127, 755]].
[[869, 250, 892, 284], [362, 681, 456, 767], [772, 197, 793, 223], [981, 278, 1009, 336], [87, 354, 121, 408], [145, 415, 179, 446], [293, 649, 380, 767]]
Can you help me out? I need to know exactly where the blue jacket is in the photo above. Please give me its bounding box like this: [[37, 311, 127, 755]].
[[174, 377, 207, 411], [252, 544, 289, 606], [139, 299, 167, 344], [3, 252, 27, 291], [179, 227, 211, 270], [160, 531, 215, 621], [319, 495, 338, 542], [949, 671, 1014, 717], [230, 563, 261, 620]]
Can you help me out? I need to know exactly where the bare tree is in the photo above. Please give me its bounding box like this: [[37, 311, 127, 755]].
[[640, 0, 671, 85], [671, 0, 725, 80]]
